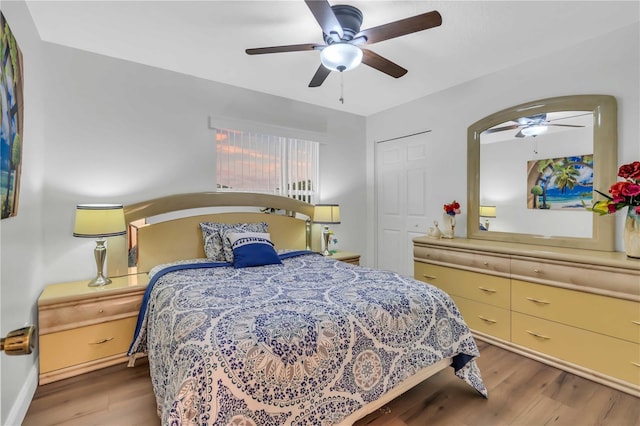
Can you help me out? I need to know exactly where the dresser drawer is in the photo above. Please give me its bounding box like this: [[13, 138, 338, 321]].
[[415, 262, 510, 309], [511, 258, 640, 292], [39, 316, 137, 373], [512, 280, 640, 344], [512, 312, 640, 386], [415, 247, 510, 275], [39, 293, 143, 334], [450, 296, 511, 341]]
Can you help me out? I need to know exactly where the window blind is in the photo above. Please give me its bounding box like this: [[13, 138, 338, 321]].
[[216, 128, 319, 203]]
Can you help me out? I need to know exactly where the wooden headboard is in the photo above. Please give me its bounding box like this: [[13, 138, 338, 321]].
[[107, 192, 317, 275]]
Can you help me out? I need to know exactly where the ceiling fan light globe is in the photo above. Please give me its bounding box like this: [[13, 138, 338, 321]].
[[521, 125, 548, 137], [320, 43, 362, 72]]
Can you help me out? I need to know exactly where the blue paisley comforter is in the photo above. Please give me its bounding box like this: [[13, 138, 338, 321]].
[[128, 251, 487, 425]]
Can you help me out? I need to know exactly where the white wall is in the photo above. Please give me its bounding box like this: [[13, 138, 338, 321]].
[[367, 22, 640, 263], [0, 2, 45, 424], [40, 38, 367, 285]]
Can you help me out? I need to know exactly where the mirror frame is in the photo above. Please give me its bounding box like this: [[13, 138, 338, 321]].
[[467, 94, 618, 251]]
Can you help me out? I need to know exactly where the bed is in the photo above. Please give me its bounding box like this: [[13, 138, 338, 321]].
[[114, 192, 487, 425]]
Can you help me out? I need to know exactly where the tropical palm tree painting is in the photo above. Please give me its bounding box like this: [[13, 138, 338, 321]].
[[527, 154, 593, 210], [1, 12, 24, 219]]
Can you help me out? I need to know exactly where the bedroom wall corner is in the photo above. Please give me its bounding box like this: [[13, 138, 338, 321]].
[[0, 1, 46, 425]]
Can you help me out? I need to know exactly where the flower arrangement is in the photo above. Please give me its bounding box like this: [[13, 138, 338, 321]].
[[443, 200, 461, 216], [589, 161, 640, 215]]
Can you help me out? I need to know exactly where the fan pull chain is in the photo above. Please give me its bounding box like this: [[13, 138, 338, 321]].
[[339, 71, 344, 104]]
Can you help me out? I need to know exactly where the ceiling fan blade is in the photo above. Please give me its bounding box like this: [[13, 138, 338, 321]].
[[309, 64, 331, 87], [356, 10, 442, 45], [246, 43, 321, 55], [546, 124, 585, 128], [482, 124, 521, 134], [361, 48, 407, 78], [305, 0, 343, 42]]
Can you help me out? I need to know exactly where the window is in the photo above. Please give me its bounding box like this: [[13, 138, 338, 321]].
[[215, 128, 319, 203]]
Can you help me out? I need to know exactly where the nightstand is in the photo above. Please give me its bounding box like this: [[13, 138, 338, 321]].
[[328, 250, 360, 265], [37, 273, 149, 384]]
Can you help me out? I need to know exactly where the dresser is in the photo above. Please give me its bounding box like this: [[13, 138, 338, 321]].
[[413, 237, 640, 397], [37, 273, 149, 384]]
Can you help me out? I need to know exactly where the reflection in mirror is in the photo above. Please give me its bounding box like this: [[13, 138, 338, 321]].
[[467, 95, 617, 251], [480, 111, 594, 238]]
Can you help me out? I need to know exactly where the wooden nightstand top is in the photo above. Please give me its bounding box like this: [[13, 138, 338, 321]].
[[328, 251, 360, 264], [39, 273, 149, 306]]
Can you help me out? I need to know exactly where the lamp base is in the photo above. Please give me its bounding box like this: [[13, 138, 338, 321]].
[[88, 238, 112, 287], [322, 225, 331, 256], [88, 275, 112, 287]]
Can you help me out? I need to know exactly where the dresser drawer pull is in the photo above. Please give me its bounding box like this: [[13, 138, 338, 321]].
[[422, 274, 437, 280], [478, 316, 497, 324], [525, 297, 551, 305], [632, 321, 640, 326], [632, 362, 640, 368], [533, 269, 541, 273], [526, 330, 550, 340], [482, 261, 489, 266], [478, 287, 497, 293], [89, 337, 114, 345]]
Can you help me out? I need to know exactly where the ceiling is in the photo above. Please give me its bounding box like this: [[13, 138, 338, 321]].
[[25, 1, 639, 116]]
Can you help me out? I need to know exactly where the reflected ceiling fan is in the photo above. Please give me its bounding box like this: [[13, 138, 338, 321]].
[[245, 0, 442, 87], [482, 113, 587, 138]]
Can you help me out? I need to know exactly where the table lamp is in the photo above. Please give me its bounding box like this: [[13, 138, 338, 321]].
[[479, 205, 497, 231], [314, 204, 341, 256], [73, 204, 126, 286]]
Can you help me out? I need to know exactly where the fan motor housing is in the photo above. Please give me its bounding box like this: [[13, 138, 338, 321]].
[[324, 5, 363, 43]]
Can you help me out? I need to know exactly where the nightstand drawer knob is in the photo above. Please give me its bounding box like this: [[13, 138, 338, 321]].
[[478, 287, 497, 293], [98, 309, 104, 313], [478, 316, 497, 324], [89, 337, 114, 345], [422, 274, 437, 280]]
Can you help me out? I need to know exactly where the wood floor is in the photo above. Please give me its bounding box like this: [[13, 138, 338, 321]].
[[23, 341, 639, 426]]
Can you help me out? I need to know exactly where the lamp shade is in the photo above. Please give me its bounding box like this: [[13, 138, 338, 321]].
[[479, 205, 497, 218], [314, 204, 341, 224], [320, 43, 363, 72], [73, 204, 126, 238]]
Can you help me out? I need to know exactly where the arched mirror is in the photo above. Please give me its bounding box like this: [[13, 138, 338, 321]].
[[467, 94, 617, 251]]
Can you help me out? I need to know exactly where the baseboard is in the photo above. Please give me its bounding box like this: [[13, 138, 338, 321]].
[[4, 360, 38, 426]]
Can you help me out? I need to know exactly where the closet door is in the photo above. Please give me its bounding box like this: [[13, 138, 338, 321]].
[[375, 133, 431, 276]]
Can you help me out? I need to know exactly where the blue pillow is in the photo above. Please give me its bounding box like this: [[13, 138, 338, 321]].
[[229, 232, 282, 268]]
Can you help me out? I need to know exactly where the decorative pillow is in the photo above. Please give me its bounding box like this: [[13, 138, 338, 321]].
[[199, 222, 226, 261], [229, 232, 282, 268], [220, 222, 268, 262]]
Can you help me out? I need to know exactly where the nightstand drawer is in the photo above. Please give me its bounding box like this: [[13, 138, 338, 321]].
[[512, 280, 640, 344], [415, 262, 510, 308], [512, 312, 640, 386], [39, 317, 137, 373], [39, 293, 143, 334], [451, 296, 510, 341]]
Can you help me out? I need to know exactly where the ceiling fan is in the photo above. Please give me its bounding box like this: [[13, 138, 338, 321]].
[[482, 113, 587, 138], [245, 0, 442, 87]]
